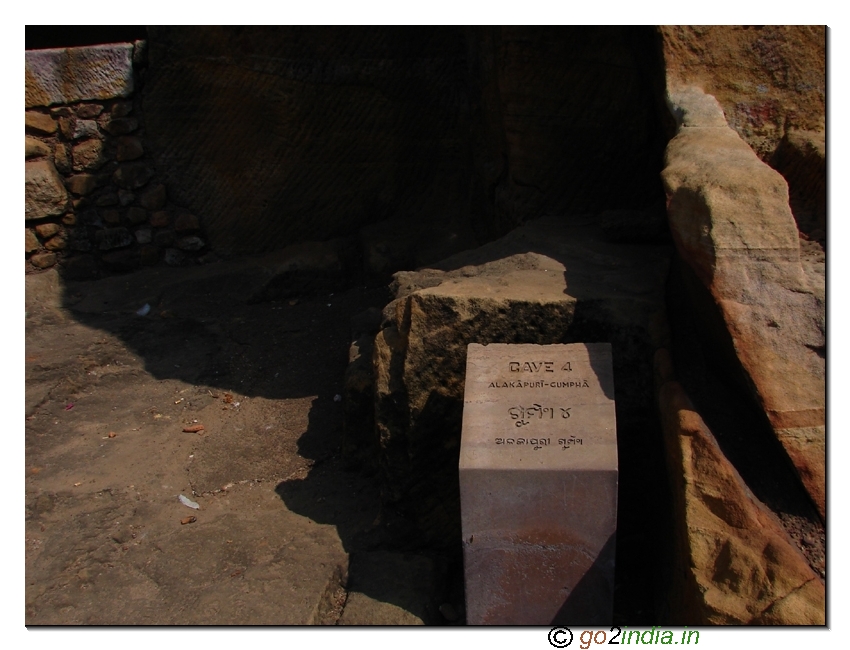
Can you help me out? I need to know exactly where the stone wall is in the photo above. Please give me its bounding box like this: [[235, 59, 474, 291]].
[[25, 42, 210, 279]]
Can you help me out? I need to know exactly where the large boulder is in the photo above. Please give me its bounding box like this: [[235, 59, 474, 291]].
[[661, 88, 825, 519], [365, 216, 670, 546], [655, 369, 824, 624]]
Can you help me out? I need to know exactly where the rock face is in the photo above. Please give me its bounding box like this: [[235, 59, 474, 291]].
[[656, 372, 824, 624], [25, 44, 135, 107], [661, 88, 825, 519], [659, 26, 825, 161], [366, 217, 670, 546], [26, 160, 69, 220], [142, 26, 667, 257]]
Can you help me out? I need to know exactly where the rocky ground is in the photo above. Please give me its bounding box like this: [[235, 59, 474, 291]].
[[24, 258, 454, 625]]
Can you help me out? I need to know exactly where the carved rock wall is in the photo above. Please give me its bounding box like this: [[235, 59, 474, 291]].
[[141, 26, 668, 259]]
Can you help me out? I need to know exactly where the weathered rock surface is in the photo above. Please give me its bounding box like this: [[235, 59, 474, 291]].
[[25, 229, 40, 253], [662, 88, 825, 519], [113, 162, 154, 189], [60, 117, 100, 141], [31, 252, 57, 269], [116, 136, 144, 161], [367, 216, 670, 546], [26, 111, 57, 135], [140, 184, 167, 210], [25, 137, 51, 159], [72, 138, 107, 171], [26, 160, 69, 220], [96, 227, 133, 251], [659, 26, 825, 160], [65, 173, 107, 196], [656, 372, 824, 625], [26, 44, 135, 107], [35, 223, 61, 239]]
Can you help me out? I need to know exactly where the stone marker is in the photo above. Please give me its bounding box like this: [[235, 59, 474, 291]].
[[460, 342, 618, 625]]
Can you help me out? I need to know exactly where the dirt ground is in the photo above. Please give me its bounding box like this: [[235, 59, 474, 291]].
[[24, 257, 452, 625]]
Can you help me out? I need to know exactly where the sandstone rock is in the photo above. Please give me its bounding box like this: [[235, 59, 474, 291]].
[[150, 211, 170, 228], [53, 144, 71, 174], [60, 117, 100, 141], [659, 26, 825, 160], [116, 136, 144, 161], [656, 376, 824, 624], [25, 112, 57, 135], [662, 88, 825, 519], [176, 236, 205, 251], [96, 193, 119, 207], [119, 189, 135, 206], [66, 173, 107, 196], [174, 213, 200, 233], [35, 223, 61, 239], [25, 137, 51, 159], [96, 227, 133, 251], [111, 101, 133, 118], [61, 213, 77, 226], [103, 117, 139, 136], [135, 228, 152, 245], [26, 160, 69, 220], [74, 103, 103, 119], [31, 252, 57, 269], [26, 44, 134, 107], [25, 229, 40, 253], [139, 184, 167, 210], [113, 162, 154, 189], [367, 216, 670, 545], [127, 207, 147, 224], [164, 248, 186, 266], [101, 209, 122, 225], [155, 230, 175, 247], [72, 138, 107, 171], [44, 234, 68, 251]]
